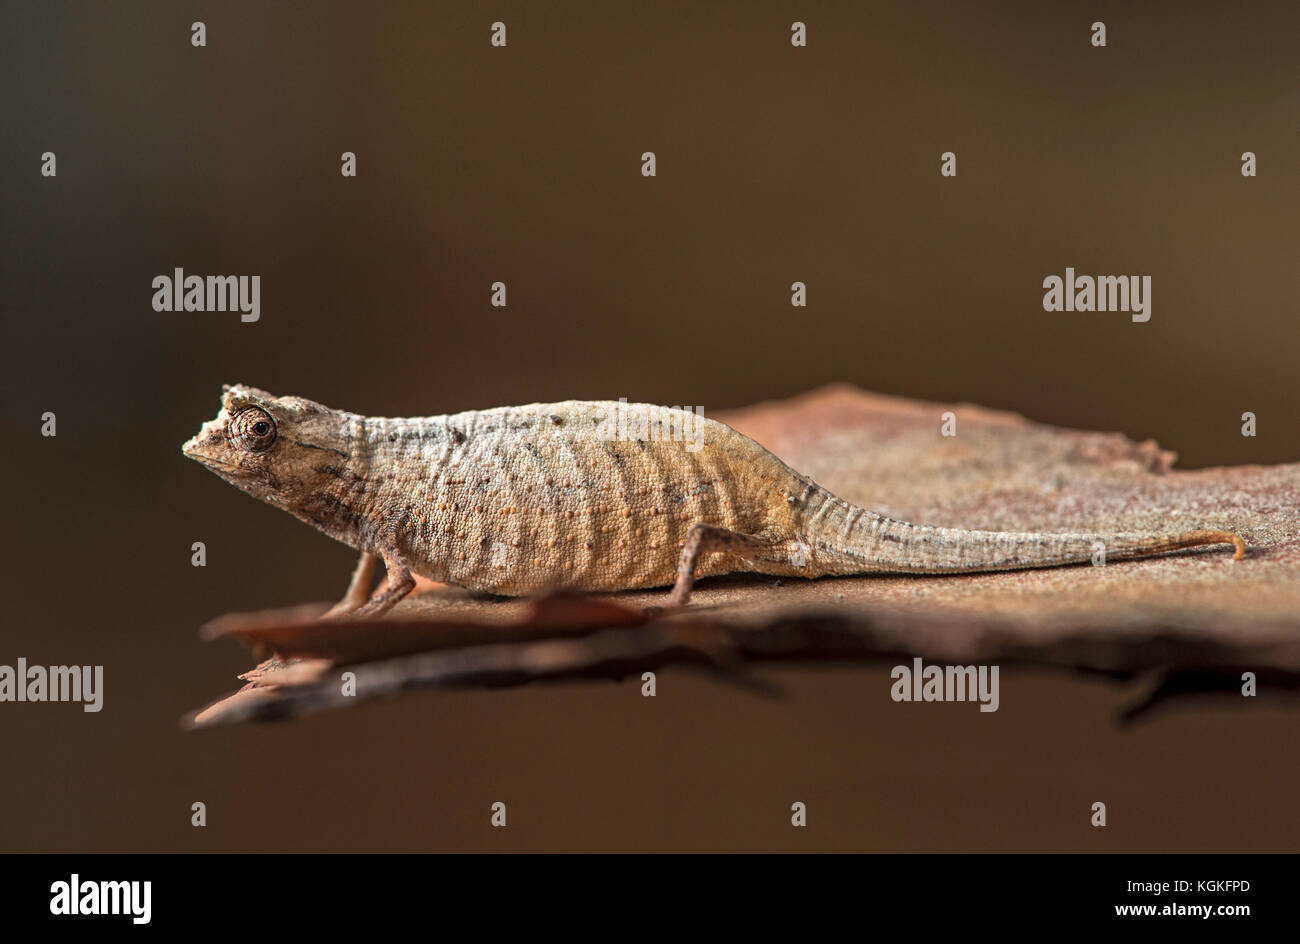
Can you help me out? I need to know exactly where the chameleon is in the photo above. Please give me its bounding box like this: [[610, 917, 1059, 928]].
[[182, 384, 1246, 618]]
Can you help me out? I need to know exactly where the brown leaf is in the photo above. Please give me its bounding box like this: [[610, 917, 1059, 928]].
[[187, 385, 1300, 727]]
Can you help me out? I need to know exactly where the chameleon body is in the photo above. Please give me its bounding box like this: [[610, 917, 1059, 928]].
[[182, 385, 1246, 616]]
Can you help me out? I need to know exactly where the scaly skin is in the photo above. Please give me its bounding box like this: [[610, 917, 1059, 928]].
[[182, 385, 1246, 616]]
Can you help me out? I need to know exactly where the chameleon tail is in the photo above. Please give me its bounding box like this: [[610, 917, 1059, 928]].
[[816, 509, 1245, 575]]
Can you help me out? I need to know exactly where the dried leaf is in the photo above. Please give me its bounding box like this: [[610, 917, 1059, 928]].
[[187, 385, 1300, 727]]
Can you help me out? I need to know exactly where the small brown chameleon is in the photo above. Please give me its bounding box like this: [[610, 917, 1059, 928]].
[[182, 385, 1246, 617]]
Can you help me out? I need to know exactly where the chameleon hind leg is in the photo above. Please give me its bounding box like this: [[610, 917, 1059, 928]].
[[664, 522, 797, 607]]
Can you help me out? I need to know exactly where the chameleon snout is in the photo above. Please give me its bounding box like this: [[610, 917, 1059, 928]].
[[182, 418, 231, 462]]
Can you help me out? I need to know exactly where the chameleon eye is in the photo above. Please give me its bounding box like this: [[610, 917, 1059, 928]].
[[230, 407, 278, 452]]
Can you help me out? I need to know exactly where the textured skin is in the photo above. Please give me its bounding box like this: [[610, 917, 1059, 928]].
[[182, 385, 1245, 614]]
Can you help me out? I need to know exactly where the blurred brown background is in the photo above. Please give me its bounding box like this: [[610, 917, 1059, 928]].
[[1, 1, 1297, 851]]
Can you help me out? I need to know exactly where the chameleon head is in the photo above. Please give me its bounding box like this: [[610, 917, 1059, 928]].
[[181, 384, 349, 510]]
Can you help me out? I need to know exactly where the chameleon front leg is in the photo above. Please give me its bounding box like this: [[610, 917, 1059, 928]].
[[322, 550, 382, 619], [349, 545, 416, 618], [664, 522, 788, 608]]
